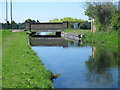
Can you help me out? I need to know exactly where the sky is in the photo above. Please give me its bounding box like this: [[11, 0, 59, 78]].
[[1, 0, 118, 23], [1, 0, 119, 23], [1, 1, 91, 23]]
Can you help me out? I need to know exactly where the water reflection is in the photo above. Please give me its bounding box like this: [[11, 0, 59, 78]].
[[31, 37, 118, 88], [30, 37, 68, 47], [85, 47, 118, 88], [30, 37, 83, 47]]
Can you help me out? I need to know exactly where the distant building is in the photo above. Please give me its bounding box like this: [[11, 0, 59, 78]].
[[74, 23, 79, 29]]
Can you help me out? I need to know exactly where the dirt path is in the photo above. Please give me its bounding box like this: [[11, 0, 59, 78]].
[[12, 29, 25, 32]]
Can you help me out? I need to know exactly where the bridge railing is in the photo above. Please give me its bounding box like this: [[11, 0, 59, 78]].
[[25, 21, 68, 32]]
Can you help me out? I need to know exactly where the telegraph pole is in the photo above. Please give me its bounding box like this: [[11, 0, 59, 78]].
[[6, 0, 8, 23], [10, 0, 12, 29]]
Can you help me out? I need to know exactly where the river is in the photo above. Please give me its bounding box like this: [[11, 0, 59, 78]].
[[30, 37, 118, 88]]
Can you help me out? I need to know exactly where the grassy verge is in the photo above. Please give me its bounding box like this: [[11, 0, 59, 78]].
[[63, 29, 118, 47], [63, 29, 91, 34], [2, 30, 53, 88], [82, 30, 118, 47], [0, 30, 2, 89]]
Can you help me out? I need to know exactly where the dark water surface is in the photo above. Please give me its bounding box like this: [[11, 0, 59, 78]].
[[31, 37, 118, 88]]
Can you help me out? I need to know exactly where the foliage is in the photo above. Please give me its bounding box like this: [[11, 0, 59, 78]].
[[82, 30, 118, 47], [49, 17, 91, 29], [2, 18, 41, 29], [37, 20, 40, 22], [60, 17, 81, 23], [18, 23, 25, 29], [2, 21, 11, 29], [79, 21, 91, 29], [85, 46, 118, 76], [85, 2, 117, 31], [49, 18, 60, 22], [110, 12, 120, 31], [2, 30, 53, 88], [11, 21, 19, 29], [25, 18, 36, 23]]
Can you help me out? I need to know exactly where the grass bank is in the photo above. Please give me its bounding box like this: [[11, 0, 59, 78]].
[[0, 30, 2, 89], [2, 30, 53, 88], [63, 29, 118, 47], [82, 30, 118, 47], [63, 29, 91, 34]]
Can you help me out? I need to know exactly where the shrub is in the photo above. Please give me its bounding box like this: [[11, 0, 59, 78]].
[[110, 13, 120, 31]]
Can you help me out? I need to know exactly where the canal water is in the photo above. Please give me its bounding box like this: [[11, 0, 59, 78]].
[[30, 37, 118, 88]]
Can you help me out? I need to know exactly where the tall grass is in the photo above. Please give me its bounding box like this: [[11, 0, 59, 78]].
[[82, 30, 118, 47], [2, 30, 53, 88], [63, 29, 118, 47]]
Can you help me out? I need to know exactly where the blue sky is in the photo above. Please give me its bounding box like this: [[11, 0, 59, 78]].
[[1, 2, 89, 23]]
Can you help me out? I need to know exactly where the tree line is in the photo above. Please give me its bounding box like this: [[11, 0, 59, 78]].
[[2, 19, 40, 29], [2, 17, 91, 29], [49, 17, 91, 29]]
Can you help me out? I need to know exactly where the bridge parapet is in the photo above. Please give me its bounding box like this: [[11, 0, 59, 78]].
[[26, 21, 68, 32]]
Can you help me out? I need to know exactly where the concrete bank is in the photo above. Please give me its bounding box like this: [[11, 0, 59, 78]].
[[61, 32, 84, 41]]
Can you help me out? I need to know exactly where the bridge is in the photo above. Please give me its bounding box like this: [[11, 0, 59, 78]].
[[25, 21, 68, 36]]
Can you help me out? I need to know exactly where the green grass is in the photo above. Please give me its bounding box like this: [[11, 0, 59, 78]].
[[47, 32, 56, 35], [63, 29, 91, 34], [82, 30, 118, 47], [63, 29, 118, 47], [2, 30, 53, 88], [0, 30, 2, 89]]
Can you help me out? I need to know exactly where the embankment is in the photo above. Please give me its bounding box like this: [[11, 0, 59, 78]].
[[82, 31, 118, 47], [2, 30, 53, 88], [62, 29, 118, 47]]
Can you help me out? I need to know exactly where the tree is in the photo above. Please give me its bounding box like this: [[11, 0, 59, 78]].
[[2, 21, 11, 29], [49, 18, 60, 22], [79, 21, 91, 29], [60, 17, 81, 23], [110, 13, 120, 31], [11, 20, 18, 29], [49, 17, 91, 29], [25, 18, 36, 23], [37, 20, 40, 22], [60, 17, 85, 28], [85, 2, 117, 31]]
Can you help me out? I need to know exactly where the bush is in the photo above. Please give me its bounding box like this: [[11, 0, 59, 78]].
[[79, 22, 91, 29], [110, 13, 120, 30]]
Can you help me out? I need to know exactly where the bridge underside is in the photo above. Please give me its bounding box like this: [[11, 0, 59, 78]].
[[29, 32, 61, 37], [31, 29, 63, 32]]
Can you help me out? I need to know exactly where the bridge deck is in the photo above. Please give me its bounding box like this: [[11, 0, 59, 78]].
[[26, 21, 68, 32]]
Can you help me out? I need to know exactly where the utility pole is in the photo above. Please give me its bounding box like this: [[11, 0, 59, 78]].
[[6, 0, 8, 23], [10, 0, 12, 29]]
